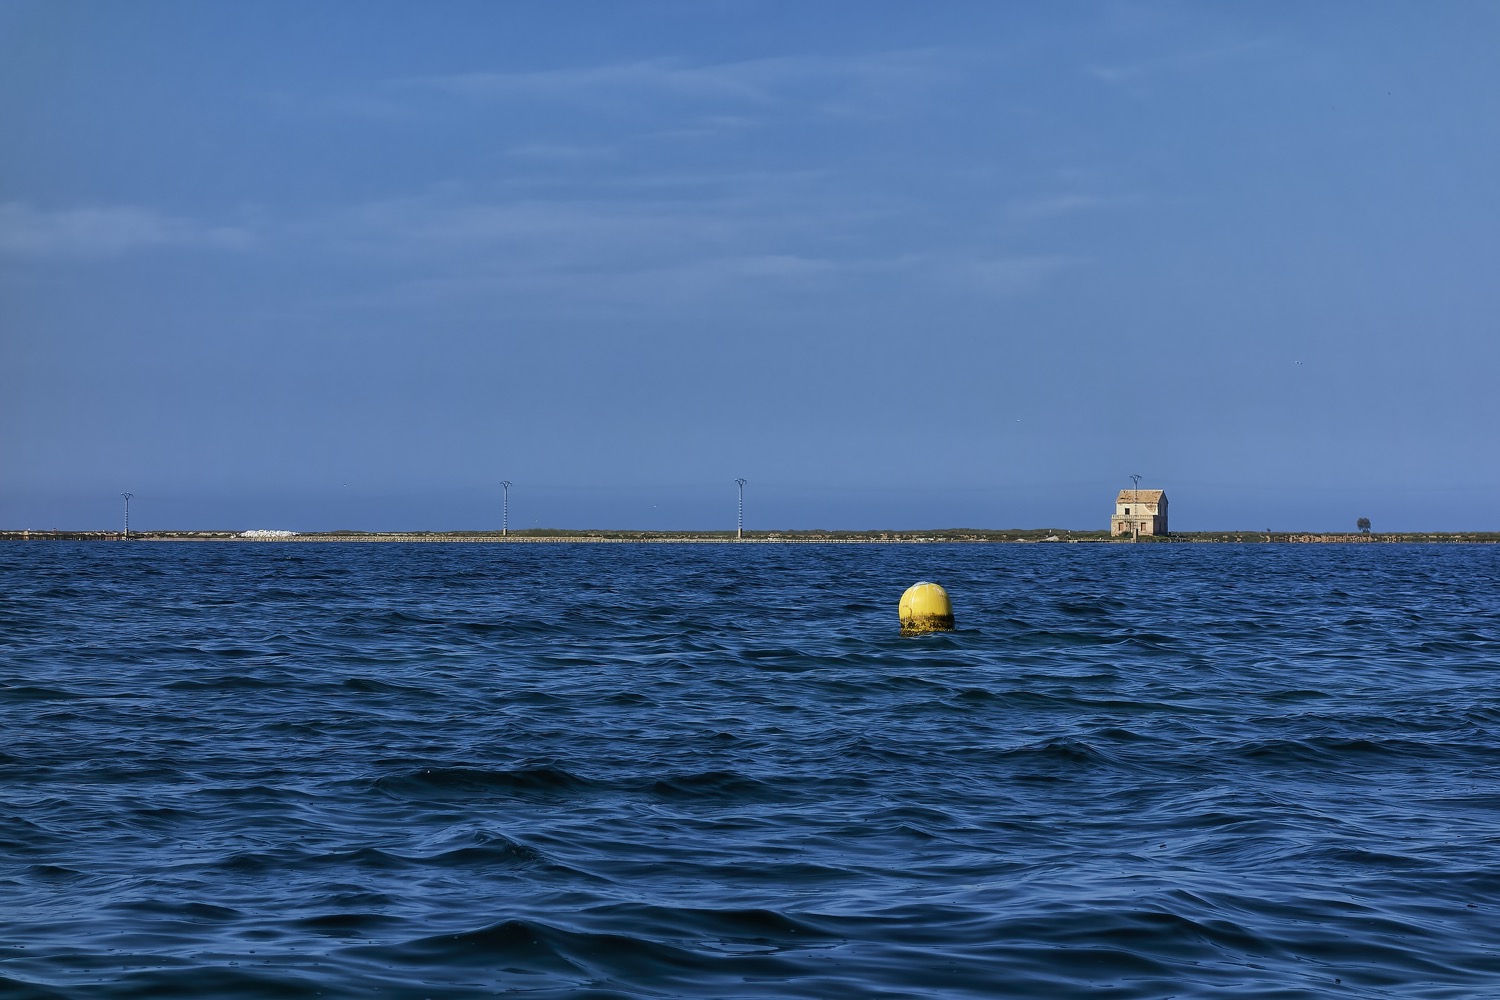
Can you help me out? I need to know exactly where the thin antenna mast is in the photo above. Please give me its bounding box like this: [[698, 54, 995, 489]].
[[501, 481, 512, 537], [735, 479, 747, 540], [121, 493, 134, 539], [1129, 474, 1142, 540]]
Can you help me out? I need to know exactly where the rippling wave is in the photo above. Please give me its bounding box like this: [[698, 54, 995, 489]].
[[3, 542, 1499, 997]]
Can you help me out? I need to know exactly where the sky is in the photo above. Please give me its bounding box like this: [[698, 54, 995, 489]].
[[2, 1, 1497, 533]]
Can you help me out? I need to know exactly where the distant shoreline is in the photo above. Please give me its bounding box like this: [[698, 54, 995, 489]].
[[4, 530, 1498, 544]]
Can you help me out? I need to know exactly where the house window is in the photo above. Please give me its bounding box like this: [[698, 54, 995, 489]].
[[1124, 507, 1130, 515]]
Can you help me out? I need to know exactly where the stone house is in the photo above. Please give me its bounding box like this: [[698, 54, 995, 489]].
[[1111, 489, 1168, 537]]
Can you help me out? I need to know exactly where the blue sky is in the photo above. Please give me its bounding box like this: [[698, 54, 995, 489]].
[[2, 2, 1496, 532]]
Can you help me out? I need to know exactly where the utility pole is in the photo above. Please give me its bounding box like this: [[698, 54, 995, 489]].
[[1129, 474, 1142, 541], [735, 478, 747, 540], [121, 492, 134, 540], [501, 481, 512, 537]]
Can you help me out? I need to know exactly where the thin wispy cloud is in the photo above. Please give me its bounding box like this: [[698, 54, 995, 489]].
[[400, 49, 952, 109], [344, 248, 936, 318], [302, 166, 865, 265], [265, 49, 955, 149], [1006, 194, 1119, 221], [637, 113, 762, 142], [0, 203, 252, 259], [276, 158, 1076, 318], [964, 255, 1076, 295], [503, 141, 621, 162], [1086, 38, 1283, 92], [316, 194, 769, 265]]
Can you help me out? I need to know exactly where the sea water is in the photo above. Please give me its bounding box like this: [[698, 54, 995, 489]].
[[3, 541, 1499, 998]]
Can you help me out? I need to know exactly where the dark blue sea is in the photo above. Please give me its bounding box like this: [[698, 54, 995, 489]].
[[4, 542, 1500, 999]]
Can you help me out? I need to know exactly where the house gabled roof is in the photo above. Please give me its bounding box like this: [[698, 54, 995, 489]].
[[1116, 489, 1166, 504]]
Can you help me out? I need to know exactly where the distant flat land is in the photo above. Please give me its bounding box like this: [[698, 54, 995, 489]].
[[4, 529, 1498, 544]]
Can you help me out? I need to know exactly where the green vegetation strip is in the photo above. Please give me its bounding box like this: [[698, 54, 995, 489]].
[[5, 530, 1499, 544]]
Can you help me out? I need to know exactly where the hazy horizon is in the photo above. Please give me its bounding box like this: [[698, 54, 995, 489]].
[[2, 482, 1477, 537]]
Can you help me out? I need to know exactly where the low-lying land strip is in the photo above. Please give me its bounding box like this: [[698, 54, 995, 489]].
[[4, 529, 1497, 544]]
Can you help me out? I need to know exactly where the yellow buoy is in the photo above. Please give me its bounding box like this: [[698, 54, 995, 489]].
[[899, 581, 954, 634]]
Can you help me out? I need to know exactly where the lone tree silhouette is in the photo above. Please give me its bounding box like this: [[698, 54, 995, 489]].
[[1357, 517, 1372, 534]]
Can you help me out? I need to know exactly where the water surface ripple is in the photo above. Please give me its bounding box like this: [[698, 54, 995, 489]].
[[3, 542, 1500, 997]]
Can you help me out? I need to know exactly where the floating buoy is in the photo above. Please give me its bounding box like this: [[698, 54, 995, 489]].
[[899, 581, 954, 634]]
